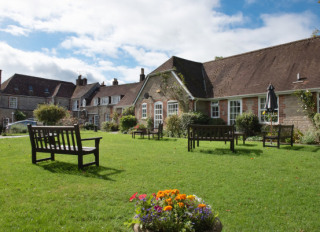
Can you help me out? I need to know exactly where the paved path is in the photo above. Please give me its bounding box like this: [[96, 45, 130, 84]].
[[0, 135, 28, 139]]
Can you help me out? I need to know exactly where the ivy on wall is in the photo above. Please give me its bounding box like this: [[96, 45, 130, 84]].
[[294, 90, 316, 125], [158, 72, 190, 112]]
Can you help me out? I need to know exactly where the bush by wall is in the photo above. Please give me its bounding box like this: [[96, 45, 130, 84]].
[[120, 115, 137, 132], [300, 129, 317, 144], [14, 110, 26, 121], [235, 112, 261, 136], [10, 124, 28, 134], [209, 118, 226, 125], [34, 104, 67, 125], [166, 115, 182, 137]]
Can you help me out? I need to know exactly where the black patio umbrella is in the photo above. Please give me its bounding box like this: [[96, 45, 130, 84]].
[[264, 83, 278, 135]]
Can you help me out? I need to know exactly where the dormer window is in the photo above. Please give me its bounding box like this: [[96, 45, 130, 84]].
[[101, 97, 109, 105], [44, 88, 49, 94], [14, 87, 19, 93], [93, 98, 100, 106], [28, 85, 33, 95], [111, 95, 121, 104], [82, 99, 86, 107]]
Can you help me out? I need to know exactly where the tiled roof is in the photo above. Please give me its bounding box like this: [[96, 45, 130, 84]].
[[1, 74, 75, 98], [150, 37, 320, 99], [203, 37, 320, 98], [91, 82, 144, 107], [151, 56, 207, 98], [71, 83, 99, 99]]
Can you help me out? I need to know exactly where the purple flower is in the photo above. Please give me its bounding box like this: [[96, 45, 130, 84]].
[[154, 205, 162, 213]]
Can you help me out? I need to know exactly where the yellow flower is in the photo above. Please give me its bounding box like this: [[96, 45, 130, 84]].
[[178, 202, 185, 208], [187, 195, 195, 201], [198, 204, 206, 208], [157, 191, 165, 199], [171, 189, 179, 195], [262, 111, 266, 115], [164, 206, 172, 211]]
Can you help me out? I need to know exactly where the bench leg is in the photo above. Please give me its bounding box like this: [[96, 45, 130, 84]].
[[32, 150, 37, 164], [263, 137, 266, 147], [78, 155, 83, 169], [230, 140, 235, 152], [95, 150, 99, 167], [51, 152, 55, 161]]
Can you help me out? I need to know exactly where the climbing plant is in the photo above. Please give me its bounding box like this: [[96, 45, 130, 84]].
[[294, 90, 316, 125], [159, 72, 190, 112]]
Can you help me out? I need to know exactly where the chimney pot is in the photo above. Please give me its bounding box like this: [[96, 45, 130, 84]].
[[112, 78, 118, 85], [140, 68, 145, 82]]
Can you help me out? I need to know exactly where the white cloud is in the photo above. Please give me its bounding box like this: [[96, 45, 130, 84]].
[[0, 0, 317, 84], [0, 25, 30, 36]]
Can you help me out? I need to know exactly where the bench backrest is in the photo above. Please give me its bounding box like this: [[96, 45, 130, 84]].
[[28, 124, 82, 154], [188, 124, 234, 140], [264, 124, 294, 139]]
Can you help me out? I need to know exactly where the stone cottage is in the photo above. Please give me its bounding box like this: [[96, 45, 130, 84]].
[[0, 72, 75, 126], [134, 37, 320, 132]]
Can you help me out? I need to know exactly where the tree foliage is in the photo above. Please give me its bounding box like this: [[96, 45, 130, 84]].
[[34, 104, 67, 125]]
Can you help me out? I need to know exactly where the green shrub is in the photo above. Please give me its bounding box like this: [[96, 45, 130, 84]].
[[84, 122, 95, 130], [314, 113, 320, 129], [209, 118, 226, 125], [120, 115, 137, 132], [34, 104, 67, 125], [235, 112, 261, 136], [14, 110, 26, 121], [300, 129, 317, 144], [146, 117, 154, 130], [110, 122, 119, 131], [122, 106, 135, 116], [101, 122, 119, 132], [166, 115, 182, 137], [10, 124, 28, 134]]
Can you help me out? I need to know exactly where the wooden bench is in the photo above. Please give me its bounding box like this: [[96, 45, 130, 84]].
[[263, 124, 294, 148], [27, 124, 102, 169], [188, 124, 235, 152], [148, 123, 163, 140]]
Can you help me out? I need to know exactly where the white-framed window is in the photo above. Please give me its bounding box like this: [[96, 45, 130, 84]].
[[82, 99, 86, 107], [105, 114, 110, 122], [72, 100, 79, 111], [167, 101, 178, 117], [9, 97, 18, 109], [154, 101, 163, 128], [111, 95, 121, 104], [93, 98, 99, 106], [101, 97, 109, 105], [142, 103, 147, 119], [228, 99, 242, 125], [259, 96, 279, 123], [211, 101, 219, 118]]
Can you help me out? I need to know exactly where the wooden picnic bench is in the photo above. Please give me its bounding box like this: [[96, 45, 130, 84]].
[[263, 124, 294, 148], [188, 124, 235, 152], [27, 124, 102, 169]]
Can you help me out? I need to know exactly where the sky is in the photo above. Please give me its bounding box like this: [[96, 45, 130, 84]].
[[0, 0, 319, 85]]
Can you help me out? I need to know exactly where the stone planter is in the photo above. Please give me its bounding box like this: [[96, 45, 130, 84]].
[[132, 217, 222, 232]]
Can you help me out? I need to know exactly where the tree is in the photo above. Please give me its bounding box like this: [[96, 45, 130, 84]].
[[34, 104, 67, 125]]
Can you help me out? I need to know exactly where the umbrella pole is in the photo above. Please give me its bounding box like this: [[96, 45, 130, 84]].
[[270, 114, 273, 144]]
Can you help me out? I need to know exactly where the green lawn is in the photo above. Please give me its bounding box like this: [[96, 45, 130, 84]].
[[0, 132, 319, 231]]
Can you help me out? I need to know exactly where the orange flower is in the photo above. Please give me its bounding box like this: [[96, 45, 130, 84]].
[[164, 206, 172, 211], [171, 189, 180, 195], [178, 202, 185, 208], [175, 194, 187, 201], [166, 198, 173, 205], [198, 204, 206, 208], [157, 191, 165, 199]]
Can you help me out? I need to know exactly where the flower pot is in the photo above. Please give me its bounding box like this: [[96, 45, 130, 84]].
[[132, 217, 223, 232]]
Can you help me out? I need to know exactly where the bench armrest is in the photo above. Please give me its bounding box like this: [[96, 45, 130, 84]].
[[81, 137, 102, 141]]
